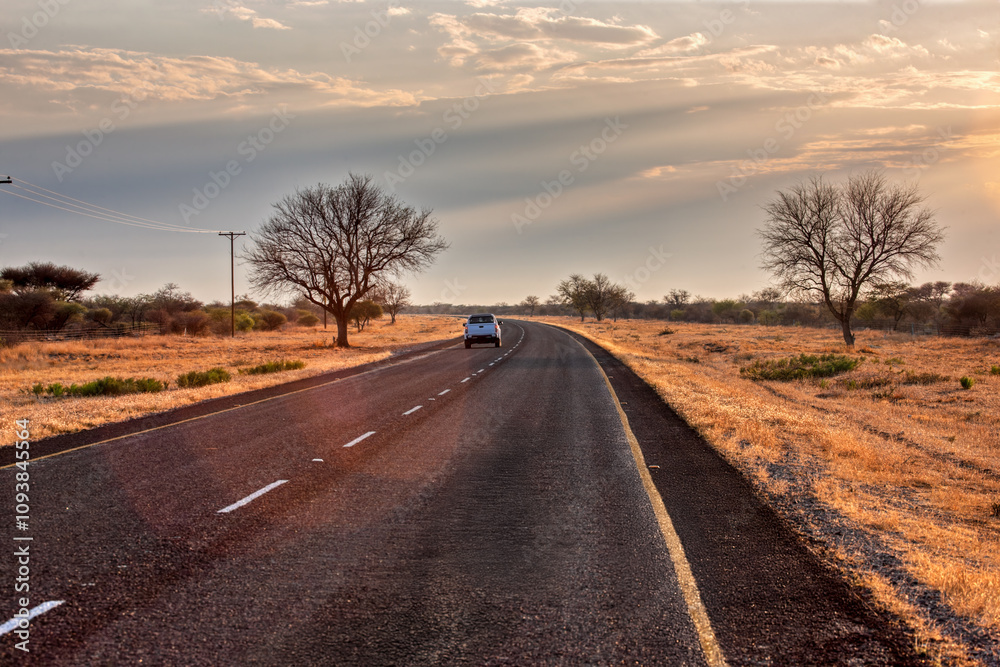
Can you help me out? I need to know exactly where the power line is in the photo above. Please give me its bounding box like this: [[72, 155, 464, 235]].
[[0, 177, 223, 234]]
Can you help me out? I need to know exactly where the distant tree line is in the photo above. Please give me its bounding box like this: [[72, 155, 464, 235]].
[[411, 279, 1000, 337], [0, 260, 413, 345]]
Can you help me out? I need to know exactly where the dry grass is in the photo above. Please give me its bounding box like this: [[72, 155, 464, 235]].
[[539, 317, 1000, 665], [0, 315, 460, 447]]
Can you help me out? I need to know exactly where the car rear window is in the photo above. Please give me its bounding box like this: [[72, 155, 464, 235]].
[[469, 316, 493, 324]]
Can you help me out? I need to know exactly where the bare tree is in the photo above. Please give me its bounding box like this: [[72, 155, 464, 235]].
[[665, 289, 690, 307], [374, 280, 411, 324], [584, 273, 617, 322], [521, 295, 540, 316], [244, 174, 448, 347], [759, 170, 944, 347]]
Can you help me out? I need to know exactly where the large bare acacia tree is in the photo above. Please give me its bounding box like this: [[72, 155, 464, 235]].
[[244, 174, 447, 347], [759, 170, 944, 347]]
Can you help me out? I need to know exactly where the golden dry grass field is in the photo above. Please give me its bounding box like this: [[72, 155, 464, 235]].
[[539, 316, 999, 665], [0, 315, 460, 448]]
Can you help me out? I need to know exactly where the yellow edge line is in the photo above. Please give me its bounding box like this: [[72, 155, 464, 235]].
[[579, 340, 729, 667], [1, 346, 453, 470]]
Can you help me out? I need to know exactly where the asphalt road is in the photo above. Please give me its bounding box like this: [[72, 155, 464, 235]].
[[2, 320, 921, 665]]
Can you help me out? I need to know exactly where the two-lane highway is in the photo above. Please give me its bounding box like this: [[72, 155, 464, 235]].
[[2, 320, 920, 665]]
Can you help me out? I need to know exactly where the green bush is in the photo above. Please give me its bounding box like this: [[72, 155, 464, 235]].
[[991, 365, 1000, 376], [238, 360, 305, 375], [297, 313, 320, 327], [176, 367, 231, 388], [960, 376, 975, 390], [740, 353, 861, 381], [32, 376, 167, 398], [253, 310, 287, 332], [235, 312, 255, 332]]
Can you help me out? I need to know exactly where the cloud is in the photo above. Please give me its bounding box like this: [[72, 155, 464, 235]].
[[430, 8, 659, 73], [451, 9, 658, 46], [206, 1, 291, 30], [0, 48, 420, 112], [814, 55, 840, 69], [635, 33, 709, 57]]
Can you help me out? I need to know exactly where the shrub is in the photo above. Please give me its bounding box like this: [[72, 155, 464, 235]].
[[740, 353, 861, 381], [170, 310, 211, 335], [235, 312, 255, 332], [176, 367, 231, 388], [991, 365, 1000, 376], [656, 328, 675, 336], [253, 310, 287, 332], [298, 313, 320, 327], [901, 371, 948, 385], [239, 360, 305, 375], [960, 376, 975, 390], [31, 376, 167, 398], [841, 376, 893, 390]]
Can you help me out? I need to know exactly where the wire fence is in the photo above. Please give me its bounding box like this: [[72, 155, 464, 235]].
[[0, 322, 160, 344]]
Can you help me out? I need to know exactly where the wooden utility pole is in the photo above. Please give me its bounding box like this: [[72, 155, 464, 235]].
[[219, 232, 246, 337]]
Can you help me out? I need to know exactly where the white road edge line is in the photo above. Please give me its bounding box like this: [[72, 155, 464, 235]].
[[343, 431, 376, 448], [403, 405, 423, 416], [217, 480, 288, 514], [438, 389, 451, 396], [0, 600, 65, 636]]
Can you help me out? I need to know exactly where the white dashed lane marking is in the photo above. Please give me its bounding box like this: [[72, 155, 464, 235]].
[[343, 431, 376, 448], [403, 405, 423, 416], [217, 480, 288, 514], [0, 601, 64, 637]]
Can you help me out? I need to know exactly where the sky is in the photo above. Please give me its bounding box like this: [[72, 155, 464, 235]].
[[0, 0, 998, 307]]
